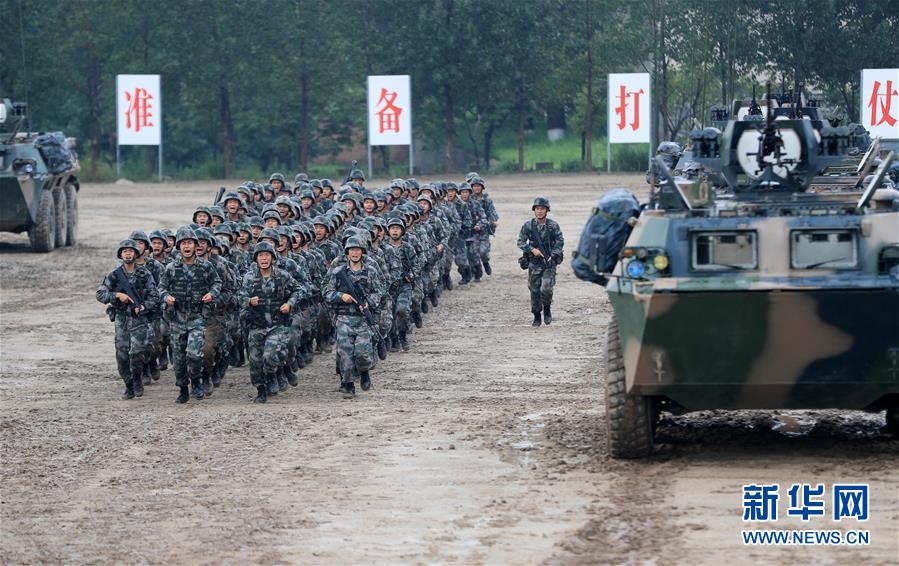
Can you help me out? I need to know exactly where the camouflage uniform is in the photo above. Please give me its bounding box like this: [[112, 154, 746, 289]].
[[96, 255, 160, 394], [325, 260, 382, 388], [158, 252, 222, 393], [517, 216, 564, 317], [239, 263, 301, 390]]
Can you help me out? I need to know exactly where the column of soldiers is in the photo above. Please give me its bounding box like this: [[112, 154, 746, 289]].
[[97, 169, 499, 403]]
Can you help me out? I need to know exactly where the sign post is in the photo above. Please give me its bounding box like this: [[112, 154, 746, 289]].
[[116, 74, 162, 181], [367, 75, 412, 178], [607, 73, 651, 172], [861, 69, 899, 140]]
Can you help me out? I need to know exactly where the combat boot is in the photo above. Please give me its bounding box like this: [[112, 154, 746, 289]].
[[133, 376, 144, 398], [315, 338, 325, 355], [191, 378, 205, 400], [175, 386, 189, 404], [443, 272, 453, 291], [412, 310, 423, 328], [202, 372, 213, 397], [421, 298, 429, 314], [460, 268, 471, 285], [473, 263, 482, 282], [483, 260, 492, 276], [142, 365, 152, 385], [158, 349, 169, 371], [377, 338, 388, 360], [543, 305, 553, 325], [122, 381, 135, 400], [532, 311, 542, 327], [284, 366, 298, 387], [149, 359, 160, 381], [429, 290, 438, 307], [267, 374, 279, 396], [360, 371, 372, 391], [389, 333, 400, 353], [277, 371, 288, 392], [303, 341, 314, 365], [339, 382, 356, 398], [400, 332, 410, 351], [295, 352, 305, 370], [253, 385, 268, 404], [213, 358, 228, 387]]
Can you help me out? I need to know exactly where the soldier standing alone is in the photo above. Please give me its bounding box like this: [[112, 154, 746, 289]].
[[517, 197, 564, 327]]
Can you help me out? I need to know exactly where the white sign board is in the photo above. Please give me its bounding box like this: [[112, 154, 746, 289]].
[[608, 73, 651, 144], [117, 74, 161, 146], [367, 75, 411, 146], [861, 68, 899, 139]]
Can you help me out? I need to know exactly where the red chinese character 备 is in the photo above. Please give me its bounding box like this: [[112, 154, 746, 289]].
[[614, 85, 644, 131], [867, 80, 898, 128], [125, 88, 154, 133], [375, 88, 402, 134]]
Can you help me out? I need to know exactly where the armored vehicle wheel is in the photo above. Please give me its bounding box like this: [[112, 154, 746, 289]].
[[28, 189, 56, 252], [605, 316, 656, 458], [64, 183, 78, 246], [53, 187, 67, 249], [886, 406, 899, 437]]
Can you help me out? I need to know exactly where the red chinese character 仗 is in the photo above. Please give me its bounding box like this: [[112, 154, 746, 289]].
[[867, 80, 898, 128], [376, 88, 402, 134], [614, 85, 644, 131], [125, 88, 154, 133]]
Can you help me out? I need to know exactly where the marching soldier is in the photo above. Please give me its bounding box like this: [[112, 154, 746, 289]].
[[96, 239, 160, 400], [517, 197, 564, 327]]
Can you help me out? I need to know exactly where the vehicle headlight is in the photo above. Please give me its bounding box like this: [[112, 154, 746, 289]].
[[626, 260, 646, 278], [653, 254, 669, 270]]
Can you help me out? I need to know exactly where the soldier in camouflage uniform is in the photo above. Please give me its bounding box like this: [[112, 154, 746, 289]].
[[517, 197, 564, 326], [325, 237, 383, 398], [239, 241, 301, 403], [149, 229, 173, 370], [457, 183, 487, 284], [158, 227, 222, 403], [385, 217, 416, 350], [471, 177, 498, 276], [96, 239, 160, 400], [129, 230, 165, 385]]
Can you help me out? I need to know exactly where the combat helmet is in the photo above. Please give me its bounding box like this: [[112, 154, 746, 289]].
[[387, 216, 406, 235], [149, 229, 168, 243], [253, 241, 277, 261], [464, 171, 479, 183], [222, 191, 242, 205], [116, 239, 140, 259], [269, 172, 286, 184], [350, 169, 365, 182], [174, 226, 199, 247], [344, 236, 367, 254], [532, 196, 551, 211], [259, 228, 281, 244], [262, 210, 282, 224], [192, 205, 211, 224], [294, 173, 309, 184], [129, 230, 151, 251]]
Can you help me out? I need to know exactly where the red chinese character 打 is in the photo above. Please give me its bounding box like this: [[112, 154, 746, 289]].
[[867, 80, 898, 128], [614, 85, 644, 131], [125, 88, 154, 133], [376, 88, 402, 134]]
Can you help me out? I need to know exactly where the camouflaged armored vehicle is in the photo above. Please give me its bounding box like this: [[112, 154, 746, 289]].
[[0, 99, 80, 252], [602, 90, 899, 458]]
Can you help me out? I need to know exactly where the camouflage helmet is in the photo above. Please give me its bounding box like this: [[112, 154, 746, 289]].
[[470, 176, 486, 189], [321, 178, 334, 189], [386, 216, 406, 234], [269, 172, 286, 184], [389, 178, 405, 190], [252, 241, 277, 261], [417, 195, 434, 209], [192, 205, 211, 222], [248, 216, 265, 228], [209, 206, 225, 221], [310, 179, 323, 190], [404, 178, 420, 191], [116, 238, 140, 259], [129, 230, 151, 251], [277, 225, 295, 242], [275, 195, 293, 207], [294, 173, 309, 184], [362, 191, 377, 202], [149, 229, 168, 243], [446, 181, 459, 192], [464, 171, 479, 183], [344, 236, 367, 254], [195, 227, 216, 245], [222, 191, 242, 205], [458, 182, 472, 193], [350, 169, 365, 181], [214, 223, 234, 240], [174, 226, 199, 246], [237, 185, 253, 198], [237, 222, 251, 235], [656, 141, 683, 156], [300, 189, 315, 201], [419, 184, 435, 196], [532, 196, 551, 211], [311, 216, 329, 227], [259, 228, 281, 243], [263, 183, 276, 195], [262, 210, 282, 224]]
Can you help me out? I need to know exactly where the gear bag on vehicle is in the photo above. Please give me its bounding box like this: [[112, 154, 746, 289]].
[[571, 188, 640, 286], [34, 132, 76, 175]]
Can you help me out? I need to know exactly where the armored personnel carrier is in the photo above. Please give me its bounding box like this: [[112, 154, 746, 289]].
[[0, 99, 80, 252], [598, 88, 899, 457]]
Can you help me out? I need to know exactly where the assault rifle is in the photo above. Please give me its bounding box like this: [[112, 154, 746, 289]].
[[529, 220, 556, 267], [213, 185, 226, 205], [336, 266, 379, 330], [344, 159, 358, 184], [112, 266, 144, 316]]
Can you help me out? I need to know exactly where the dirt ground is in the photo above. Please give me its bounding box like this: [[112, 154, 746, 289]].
[[1, 173, 897, 564]]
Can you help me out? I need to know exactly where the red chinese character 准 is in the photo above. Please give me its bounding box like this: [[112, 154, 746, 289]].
[[125, 88, 154, 132], [867, 80, 898, 128], [376, 88, 402, 134], [614, 85, 644, 131]]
